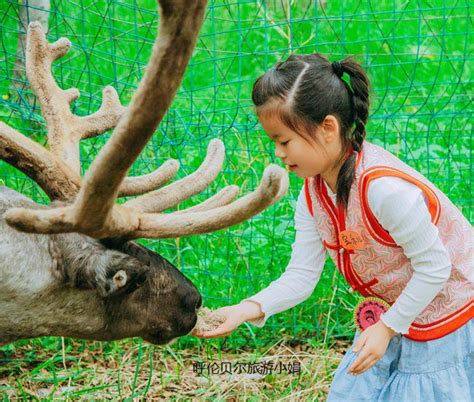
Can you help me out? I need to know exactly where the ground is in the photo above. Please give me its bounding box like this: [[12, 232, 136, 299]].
[[0, 337, 350, 400]]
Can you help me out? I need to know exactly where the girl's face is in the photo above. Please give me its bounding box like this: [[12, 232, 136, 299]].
[[258, 112, 343, 180]]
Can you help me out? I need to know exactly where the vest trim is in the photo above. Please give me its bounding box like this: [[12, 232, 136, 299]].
[[304, 179, 314, 217], [406, 301, 473, 341], [359, 166, 442, 248], [308, 149, 386, 298]]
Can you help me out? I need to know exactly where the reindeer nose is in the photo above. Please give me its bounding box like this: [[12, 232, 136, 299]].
[[193, 292, 202, 310], [182, 289, 202, 312], [196, 293, 202, 309]]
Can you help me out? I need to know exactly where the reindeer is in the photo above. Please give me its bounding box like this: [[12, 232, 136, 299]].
[[0, 0, 288, 346]]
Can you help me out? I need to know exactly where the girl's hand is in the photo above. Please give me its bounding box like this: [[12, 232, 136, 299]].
[[347, 320, 398, 375], [191, 301, 264, 339]]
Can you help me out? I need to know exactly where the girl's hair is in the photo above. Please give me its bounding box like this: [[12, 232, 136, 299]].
[[251, 54, 370, 209]]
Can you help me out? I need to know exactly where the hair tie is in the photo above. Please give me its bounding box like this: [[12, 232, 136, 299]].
[[332, 61, 344, 78]]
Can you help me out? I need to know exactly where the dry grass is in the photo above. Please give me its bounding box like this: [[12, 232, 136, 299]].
[[0, 337, 350, 400], [194, 307, 227, 333]]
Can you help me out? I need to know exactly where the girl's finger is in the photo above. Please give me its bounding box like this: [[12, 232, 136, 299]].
[[352, 334, 367, 353], [210, 331, 233, 338], [191, 328, 214, 338], [352, 356, 377, 375], [198, 324, 235, 338], [191, 327, 207, 335], [201, 331, 232, 339], [348, 350, 370, 373]]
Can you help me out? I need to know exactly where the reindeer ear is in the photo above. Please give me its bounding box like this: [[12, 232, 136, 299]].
[[101, 264, 149, 298], [112, 270, 127, 289]]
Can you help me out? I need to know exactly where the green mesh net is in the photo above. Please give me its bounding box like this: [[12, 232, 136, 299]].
[[0, 0, 472, 349]]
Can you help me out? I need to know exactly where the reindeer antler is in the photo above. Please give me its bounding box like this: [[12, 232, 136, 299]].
[[25, 23, 126, 174], [1, 0, 289, 240]]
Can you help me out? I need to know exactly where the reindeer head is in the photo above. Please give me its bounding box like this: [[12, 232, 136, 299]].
[[97, 240, 203, 345], [0, 0, 288, 345]]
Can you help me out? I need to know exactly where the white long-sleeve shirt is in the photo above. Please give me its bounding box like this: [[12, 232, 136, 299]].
[[243, 177, 452, 334]]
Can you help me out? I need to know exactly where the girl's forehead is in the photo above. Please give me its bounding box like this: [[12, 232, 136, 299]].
[[259, 113, 323, 147], [258, 113, 292, 137]]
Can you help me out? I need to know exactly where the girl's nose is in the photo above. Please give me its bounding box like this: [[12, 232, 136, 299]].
[[275, 147, 285, 159]]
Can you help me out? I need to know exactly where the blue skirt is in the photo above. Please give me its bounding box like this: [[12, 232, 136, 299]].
[[327, 319, 473, 402]]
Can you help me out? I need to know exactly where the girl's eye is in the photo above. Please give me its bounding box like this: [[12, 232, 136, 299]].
[[280, 140, 289, 146]]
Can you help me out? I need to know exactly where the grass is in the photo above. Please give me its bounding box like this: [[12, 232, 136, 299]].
[[1, 336, 351, 399], [0, 0, 472, 399]]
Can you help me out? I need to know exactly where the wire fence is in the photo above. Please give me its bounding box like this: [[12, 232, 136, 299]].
[[0, 0, 472, 349]]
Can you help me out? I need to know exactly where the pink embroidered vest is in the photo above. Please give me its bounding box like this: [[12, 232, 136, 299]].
[[304, 141, 473, 341]]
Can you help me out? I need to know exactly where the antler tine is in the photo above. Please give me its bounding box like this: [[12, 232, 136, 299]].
[[5, 0, 210, 236], [26, 24, 77, 171], [173, 185, 239, 215], [0, 122, 81, 200], [26, 23, 126, 173], [79, 86, 127, 140], [130, 164, 289, 238], [4, 164, 288, 239], [124, 139, 225, 213], [118, 159, 180, 197]]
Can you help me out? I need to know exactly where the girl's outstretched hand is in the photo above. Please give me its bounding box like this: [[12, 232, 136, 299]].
[[347, 320, 398, 375], [191, 301, 264, 339]]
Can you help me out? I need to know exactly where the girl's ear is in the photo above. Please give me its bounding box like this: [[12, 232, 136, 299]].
[[321, 115, 340, 144]]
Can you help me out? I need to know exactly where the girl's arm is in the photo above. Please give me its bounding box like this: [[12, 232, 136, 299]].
[[367, 176, 452, 334], [193, 187, 326, 339], [242, 186, 327, 327], [348, 176, 452, 375]]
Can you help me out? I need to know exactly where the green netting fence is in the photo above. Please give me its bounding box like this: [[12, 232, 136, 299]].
[[0, 0, 472, 349]]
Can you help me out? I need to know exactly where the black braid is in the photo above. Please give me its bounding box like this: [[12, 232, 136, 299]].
[[334, 57, 370, 208], [345, 61, 369, 152]]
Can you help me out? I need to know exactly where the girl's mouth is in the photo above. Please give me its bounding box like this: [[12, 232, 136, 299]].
[[289, 164, 298, 171]]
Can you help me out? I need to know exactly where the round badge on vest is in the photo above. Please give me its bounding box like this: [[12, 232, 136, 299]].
[[354, 297, 391, 332], [339, 230, 365, 250]]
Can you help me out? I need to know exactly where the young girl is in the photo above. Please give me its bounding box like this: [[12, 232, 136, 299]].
[[192, 54, 473, 401]]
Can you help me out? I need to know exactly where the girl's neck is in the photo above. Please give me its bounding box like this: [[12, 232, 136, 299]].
[[321, 163, 343, 193], [322, 174, 337, 193], [321, 145, 356, 193]]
